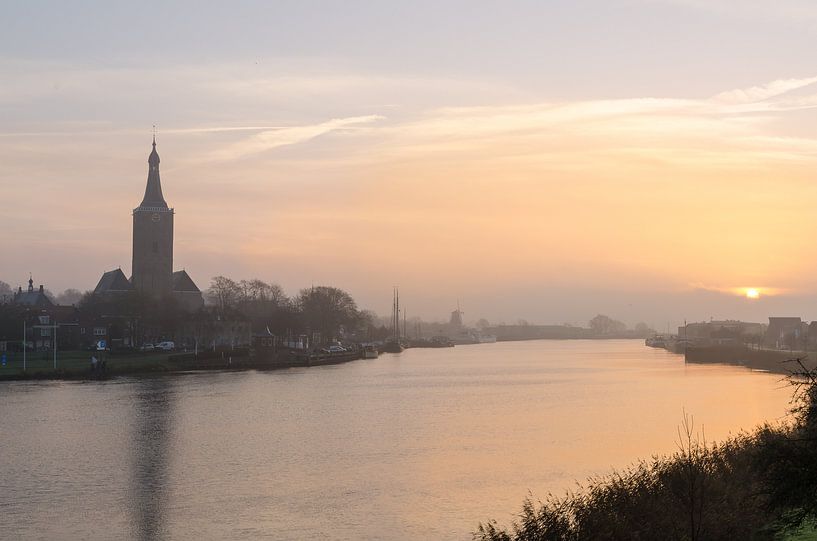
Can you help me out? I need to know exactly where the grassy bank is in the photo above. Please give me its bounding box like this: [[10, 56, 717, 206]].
[[476, 360, 817, 541], [0, 350, 164, 379], [0, 348, 248, 380]]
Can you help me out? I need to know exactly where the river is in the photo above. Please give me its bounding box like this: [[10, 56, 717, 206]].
[[0, 340, 792, 540]]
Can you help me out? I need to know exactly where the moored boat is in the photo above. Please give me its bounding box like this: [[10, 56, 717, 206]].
[[383, 287, 405, 353], [381, 339, 404, 353], [645, 336, 666, 348]]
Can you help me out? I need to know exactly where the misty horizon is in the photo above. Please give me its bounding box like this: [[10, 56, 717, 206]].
[[5, 0, 817, 329]]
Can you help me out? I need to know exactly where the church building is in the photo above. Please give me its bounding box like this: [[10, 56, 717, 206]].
[[94, 137, 204, 311]]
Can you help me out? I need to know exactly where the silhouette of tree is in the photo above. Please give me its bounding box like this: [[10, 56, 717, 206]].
[[589, 314, 627, 335], [206, 276, 241, 309], [0, 303, 28, 342], [0, 280, 12, 301], [634, 322, 652, 336], [296, 286, 361, 344], [234, 279, 292, 334], [55, 288, 83, 306], [756, 359, 817, 529], [237, 279, 287, 304]]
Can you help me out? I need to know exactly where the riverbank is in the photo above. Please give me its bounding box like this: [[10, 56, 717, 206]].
[[0, 347, 363, 381], [0, 350, 181, 381], [684, 344, 817, 375], [477, 365, 817, 541]]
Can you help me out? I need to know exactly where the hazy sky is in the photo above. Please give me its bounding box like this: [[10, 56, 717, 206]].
[[4, 0, 817, 328]]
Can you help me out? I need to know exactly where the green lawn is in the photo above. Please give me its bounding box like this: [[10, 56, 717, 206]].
[[0, 350, 174, 379]]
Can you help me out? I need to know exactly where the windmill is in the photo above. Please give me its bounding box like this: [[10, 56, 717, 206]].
[[450, 299, 464, 328]]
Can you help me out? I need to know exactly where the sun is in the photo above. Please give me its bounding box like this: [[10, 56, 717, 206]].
[[745, 288, 760, 299]]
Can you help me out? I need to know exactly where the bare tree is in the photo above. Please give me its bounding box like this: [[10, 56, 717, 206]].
[[0, 280, 12, 305], [675, 410, 708, 541], [238, 279, 287, 304], [206, 276, 241, 309]]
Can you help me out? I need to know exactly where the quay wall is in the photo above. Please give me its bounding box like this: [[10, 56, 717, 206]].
[[685, 345, 816, 375]]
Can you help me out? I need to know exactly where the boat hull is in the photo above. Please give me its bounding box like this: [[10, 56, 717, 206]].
[[381, 342, 405, 353]]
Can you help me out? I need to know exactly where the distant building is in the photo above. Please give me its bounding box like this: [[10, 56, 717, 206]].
[[12, 277, 54, 308], [808, 322, 817, 350], [94, 137, 203, 310], [765, 317, 803, 349], [680, 320, 765, 346], [93, 268, 134, 295], [6, 280, 85, 351], [180, 307, 252, 350], [172, 270, 204, 312], [25, 312, 57, 352]]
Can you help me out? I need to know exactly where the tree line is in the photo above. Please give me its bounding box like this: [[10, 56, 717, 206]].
[[204, 276, 387, 342], [0, 276, 389, 347]]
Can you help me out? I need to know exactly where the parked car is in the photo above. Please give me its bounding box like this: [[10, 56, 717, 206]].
[[139, 344, 155, 352], [155, 341, 175, 351]]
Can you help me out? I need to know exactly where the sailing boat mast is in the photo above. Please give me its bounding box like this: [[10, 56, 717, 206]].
[[392, 286, 401, 341], [383, 287, 406, 353]]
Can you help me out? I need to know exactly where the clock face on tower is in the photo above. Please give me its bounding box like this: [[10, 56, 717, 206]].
[[151, 213, 160, 222]]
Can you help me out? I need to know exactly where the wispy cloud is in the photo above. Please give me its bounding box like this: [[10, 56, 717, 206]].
[[713, 76, 817, 104], [210, 115, 385, 160], [166, 126, 293, 134], [6, 70, 817, 173], [346, 75, 817, 170]]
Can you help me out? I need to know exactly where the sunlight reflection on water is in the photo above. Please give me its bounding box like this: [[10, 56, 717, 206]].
[[0, 340, 791, 540]]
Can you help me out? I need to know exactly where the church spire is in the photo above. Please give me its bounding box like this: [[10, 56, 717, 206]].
[[139, 133, 168, 208]]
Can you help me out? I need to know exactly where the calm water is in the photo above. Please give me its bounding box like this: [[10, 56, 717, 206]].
[[0, 340, 792, 540]]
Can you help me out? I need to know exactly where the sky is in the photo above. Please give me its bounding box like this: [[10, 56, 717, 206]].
[[3, 0, 817, 328]]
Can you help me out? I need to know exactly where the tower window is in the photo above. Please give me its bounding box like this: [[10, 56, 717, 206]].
[[152, 241, 158, 253]]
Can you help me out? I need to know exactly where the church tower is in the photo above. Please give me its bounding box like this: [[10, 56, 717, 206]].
[[131, 136, 174, 297]]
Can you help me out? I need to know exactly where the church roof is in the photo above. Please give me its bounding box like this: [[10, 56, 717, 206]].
[[138, 137, 168, 208], [94, 268, 135, 294], [172, 270, 201, 292]]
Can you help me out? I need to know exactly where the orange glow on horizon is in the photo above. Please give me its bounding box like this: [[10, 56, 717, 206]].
[[5, 75, 817, 309]]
